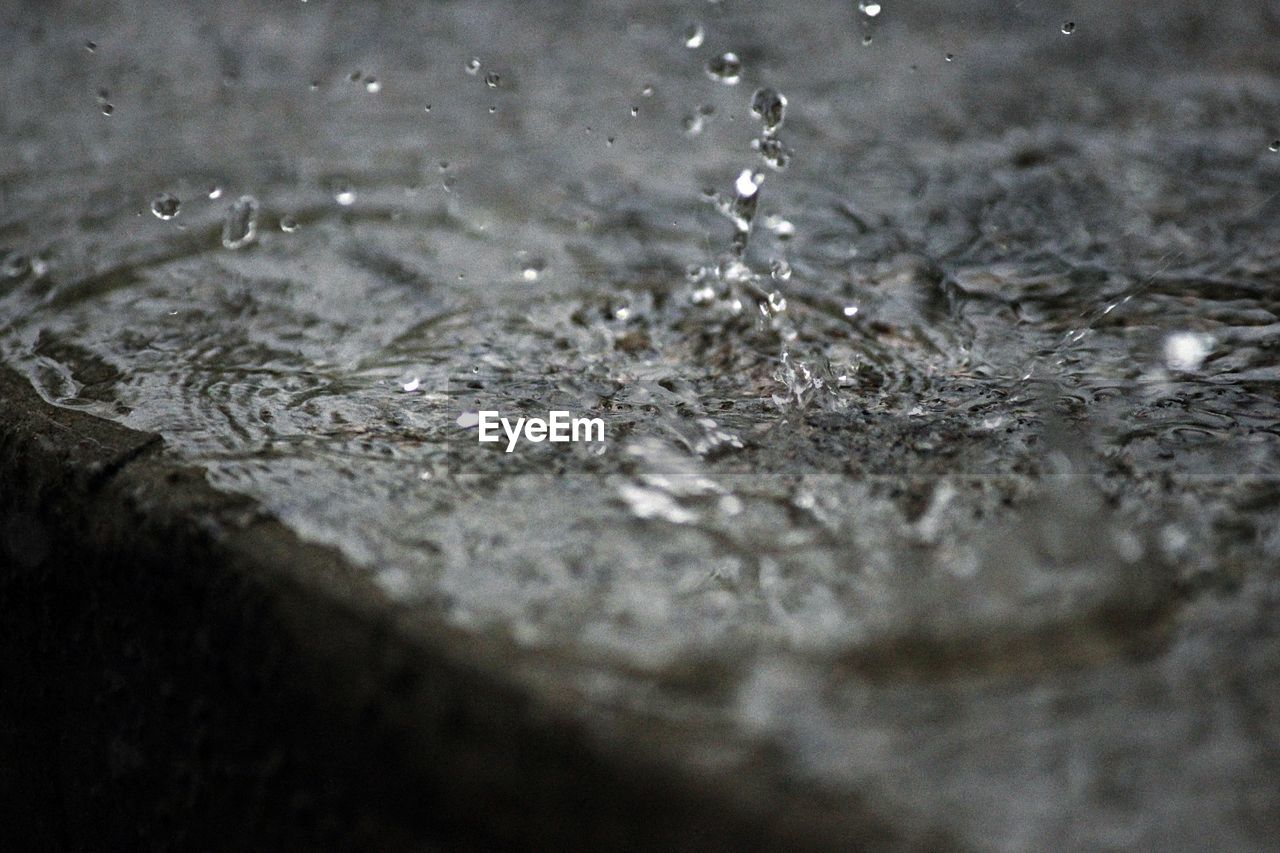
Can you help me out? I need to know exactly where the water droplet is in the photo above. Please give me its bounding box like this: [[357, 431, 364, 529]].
[[465, 57, 480, 75], [682, 113, 705, 136], [488, 104, 497, 114], [750, 87, 787, 131], [364, 76, 381, 93], [208, 185, 223, 200], [858, 2, 882, 17], [641, 83, 655, 97], [84, 41, 96, 52], [150, 193, 180, 220], [752, 135, 792, 170], [309, 79, 320, 91], [1061, 21, 1075, 34], [630, 106, 639, 117], [280, 215, 299, 233], [944, 52, 955, 62], [606, 135, 616, 146], [735, 168, 762, 197], [100, 103, 114, 115], [423, 104, 432, 112], [221, 195, 259, 250], [1, 252, 31, 279], [861, 34, 873, 46], [1163, 332, 1214, 372], [484, 72, 500, 88], [349, 69, 363, 81], [770, 258, 791, 281], [334, 187, 356, 206], [764, 214, 795, 238], [842, 304, 860, 317], [683, 23, 705, 48], [401, 376, 421, 393], [705, 52, 742, 85], [520, 256, 546, 281], [1270, 140, 1280, 153]]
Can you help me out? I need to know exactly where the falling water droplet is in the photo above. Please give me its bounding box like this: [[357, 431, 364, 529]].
[[334, 187, 356, 206], [750, 87, 787, 131], [84, 41, 96, 52], [2, 253, 31, 279], [1163, 332, 1214, 372], [150, 193, 180, 220], [520, 256, 546, 281], [752, 135, 792, 170], [401, 377, 421, 393], [485, 72, 501, 88], [684, 23, 705, 48], [280, 215, 299, 233], [842, 304, 860, 317], [364, 76, 381, 93], [100, 103, 114, 115], [465, 57, 481, 75], [770, 258, 792, 281], [641, 83, 655, 97], [858, 2, 882, 17], [208, 185, 223, 200], [1061, 21, 1076, 34], [944, 52, 955, 62], [764, 214, 795, 238], [682, 113, 705, 136], [221, 195, 259, 250], [1270, 140, 1280, 153], [705, 52, 742, 84], [630, 106, 639, 117], [735, 168, 762, 197]]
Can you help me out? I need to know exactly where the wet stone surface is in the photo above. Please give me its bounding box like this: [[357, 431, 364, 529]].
[[3, 0, 1280, 848]]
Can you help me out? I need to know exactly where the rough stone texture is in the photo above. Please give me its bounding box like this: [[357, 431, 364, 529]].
[[3, 0, 1280, 849]]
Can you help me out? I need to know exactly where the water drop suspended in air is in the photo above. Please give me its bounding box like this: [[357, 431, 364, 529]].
[[770, 258, 792, 281], [84, 41, 96, 52], [221, 195, 259, 250], [684, 23, 705, 48], [750, 87, 786, 132], [1270, 140, 1280, 152], [641, 83, 655, 97], [364, 76, 381, 93], [682, 113, 705, 136], [485, 72, 500, 88], [519, 255, 546, 281], [334, 186, 356, 206], [752, 135, 792, 170], [858, 2, 882, 17], [945, 52, 955, 62], [1061, 21, 1075, 34], [208, 185, 223, 200], [1163, 332, 1214, 372], [705, 52, 742, 84], [100, 103, 114, 115], [150, 193, 180, 220], [1, 253, 31, 279], [465, 57, 481, 75], [280, 215, 299, 233]]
